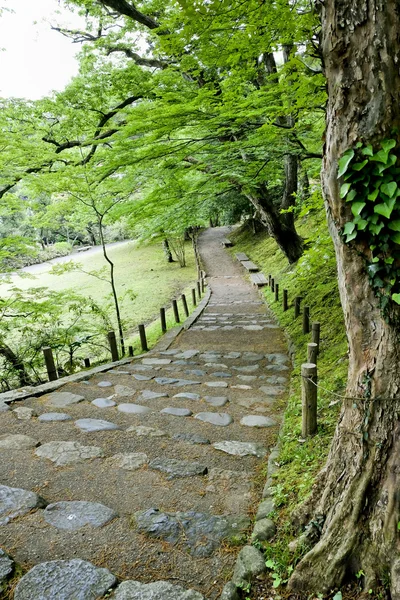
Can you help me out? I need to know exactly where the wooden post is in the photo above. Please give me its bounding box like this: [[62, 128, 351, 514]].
[[128, 346, 134, 357], [181, 294, 189, 317], [107, 331, 119, 362], [84, 358, 91, 368], [307, 342, 318, 365], [294, 296, 302, 318], [191, 288, 197, 307], [303, 306, 310, 334], [160, 307, 167, 333], [275, 283, 279, 302], [197, 280, 201, 298], [283, 289, 288, 312], [201, 277, 205, 293], [43, 347, 58, 381], [271, 278, 275, 292], [312, 322, 321, 354], [268, 274, 272, 287], [138, 324, 148, 352], [301, 362, 318, 437], [172, 299, 180, 323]]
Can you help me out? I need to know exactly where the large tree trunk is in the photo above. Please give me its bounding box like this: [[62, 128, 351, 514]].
[[289, 2, 400, 595]]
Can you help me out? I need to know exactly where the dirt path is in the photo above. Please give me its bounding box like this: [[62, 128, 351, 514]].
[[0, 228, 289, 600]]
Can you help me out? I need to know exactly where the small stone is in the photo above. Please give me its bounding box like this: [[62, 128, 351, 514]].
[[256, 499, 275, 521], [114, 385, 135, 397], [242, 325, 263, 330], [0, 549, 14, 592], [173, 433, 210, 445], [195, 412, 233, 426], [109, 452, 148, 470], [205, 381, 228, 388], [75, 418, 120, 432], [108, 370, 130, 374], [117, 404, 151, 415], [265, 364, 290, 372], [213, 441, 266, 458], [264, 376, 288, 385], [251, 518, 276, 542], [237, 375, 257, 381], [242, 352, 264, 361], [0, 434, 38, 450], [220, 582, 240, 600], [232, 545, 266, 587], [127, 425, 167, 437], [232, 365, 259, 373], [140, 390, 169, 400], [132, 374, 153, 381], [13, 407, 36, 420], [223, 352, 241, 359], [173, 392, 200, 400], [149, 458, 208, 478], [46, 391, 85, 407], [174, 350, 199, 359], [161, 407, 192, 417], [154, 377, 179, 385], [0, 485, 46, 525], [14, 559, 116, 600], [203, 396, 228, 407], [111, 580, 204, 600], [231, 385, 252, 390], [240, 415, 277, 427], [212, 372, 232, 378], [36, 441, 104, 466], [259, 385, 285, 396], [97, 381, 113, 388], [185, 369, 205, 377], [174, 379, 201, 386], [38, 412, 73, 423], [92, 398, 116, 408], [142, 358, 171, 365], [265, 353, 289, 364], [204, 363, 228, 368], [43, 501, 118, 530]]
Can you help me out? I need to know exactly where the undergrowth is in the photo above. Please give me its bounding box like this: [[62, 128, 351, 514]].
[[230, 208, 349, 595]]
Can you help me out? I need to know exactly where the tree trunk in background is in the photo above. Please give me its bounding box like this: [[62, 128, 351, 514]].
[[289, 2, 400, 595], [0, 343, 33, 387], [162, 239, 174, 262]]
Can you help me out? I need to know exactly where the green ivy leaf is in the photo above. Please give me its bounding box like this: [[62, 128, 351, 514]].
[[388, 220, 400, 232], [369, 222, 384, 235], [346, 189, 357, 202], [357, 219, 368, 230], [392, 293, 400, 305], [385, 257, 395, 265], [390, 232, 400, 244], [346, 231, 358, 242], [362, 145, 374, 157], [381, 139, 396, 153], [367, 188, 379, 201], [352, 160, 368, 171], [333, 592, 343, 600], [374, 198, 396, 219], [371, 149, 389, 164], [351, 201, 366, 216], [340, 183, 351, 198], [343, 222, 355, 235], [338, 150, 355, 177], [381, 182, 398, 198]]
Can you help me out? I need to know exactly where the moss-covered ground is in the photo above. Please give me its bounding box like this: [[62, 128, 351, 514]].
[[230, 210, 350, 596]]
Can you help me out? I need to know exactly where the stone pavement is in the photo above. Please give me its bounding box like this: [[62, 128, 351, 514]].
[[0, 227, 289, 599]]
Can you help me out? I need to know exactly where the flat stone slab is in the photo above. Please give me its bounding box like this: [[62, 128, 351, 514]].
[[127, 425, 167, 437], [240, 415, 277, 427], [203, 396, 229, 407], [75, 418, 120, 432], [0, 434, 38, 450], [265, 353, 289, 363], [174, 379, 201, 386], [195, 412, 233, 426], [212, 372, 232, 378], [43, 501, 118, 530], [160, 407, 192, 417], [97, 381, 113, 388], [142, 358, 171, 365], [14, 559, 116, 600], [149, 458, 208, 479], [173, 392, 200, 401], [46, 391, 85, 407], [0, 485, 46, 525], [140, 390, 169, 400], [109, 452, 148, 470], [112, 580, 204, 599], [13, 407, 36, 420], [204, 363, 228, 368], [36, 441, 104, 466], [131, 374, 153, 381], [213, 441, 266, 458], [114, 385, 135, 397], [174, 350, 199, 359], [154, 377, 179, 385], [185, 369, 205, 377], [242, 325, 263, 330], [0, 549, 14, 591], [232, 365, 259, 373], [135, 508, 249, 557], [204, 381, 228, 388], [117, 404, 151, 415], [223, 352, 241, 359], [38, 413, 72, 422], [242, 352, 264, 361], [265, 364, 289, 372], [259, 385, 286, 396], [92, 398, 116, 408], [173, 433, 210, 445]]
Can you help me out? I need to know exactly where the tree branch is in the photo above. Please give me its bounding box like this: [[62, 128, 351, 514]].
[[98, 0, 160, 30], [106, 45, 169, 69]]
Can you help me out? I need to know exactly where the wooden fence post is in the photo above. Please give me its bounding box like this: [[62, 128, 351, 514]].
[[201, 277, 205, 293], [303, 306, 310, 334], [181, 294, 189, 317], [172, 299, 180, 323], [268, 274, 272, 287], [307, 342, 318, 365], [191, 288, 197, 307], [283, 289, 288, 312], [312, 322, 321, 354], [160, 307, 167, 333], [271, 278, 275, 292], [43, 347, 58, 381], [294, 296, 302, 318], [84, 358, 91, 368], [197, 281, 201, 298], [107, 331, 119, 362], [138, 324, 148, 352], [301, 362, 318, 437], [275, 283, 279, 302], [128, 346, 134, 357]]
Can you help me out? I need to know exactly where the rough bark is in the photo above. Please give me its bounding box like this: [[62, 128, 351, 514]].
[[0, 343, 33, 387], [289, 1, 400, 595]]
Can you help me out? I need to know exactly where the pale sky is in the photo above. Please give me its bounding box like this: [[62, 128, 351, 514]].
[[0, 0, 83, 99]]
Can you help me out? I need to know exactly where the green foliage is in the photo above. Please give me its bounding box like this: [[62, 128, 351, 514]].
[[339, 140, 400, 309]]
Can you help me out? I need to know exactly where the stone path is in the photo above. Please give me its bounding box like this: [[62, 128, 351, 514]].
[[0, 227, 289, 600]]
